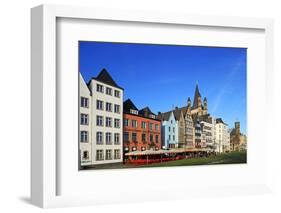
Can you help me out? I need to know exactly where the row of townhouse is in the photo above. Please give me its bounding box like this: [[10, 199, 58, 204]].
[[79, 68, 162, 166], [157, 84, 231, 152], [79, 68, 236, 167]]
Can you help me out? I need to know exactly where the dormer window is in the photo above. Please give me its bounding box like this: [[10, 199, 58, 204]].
[[149, 114, 156, 119], [130, 109, 138, 115]]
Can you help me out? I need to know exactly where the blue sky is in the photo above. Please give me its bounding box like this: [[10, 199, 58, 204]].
[[79, 41, 247, 134]]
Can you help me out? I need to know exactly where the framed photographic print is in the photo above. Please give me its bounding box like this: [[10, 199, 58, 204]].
[[31, 4, 274, 208]]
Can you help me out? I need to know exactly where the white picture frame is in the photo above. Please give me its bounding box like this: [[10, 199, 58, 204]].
[[31, 4, 274, 208]]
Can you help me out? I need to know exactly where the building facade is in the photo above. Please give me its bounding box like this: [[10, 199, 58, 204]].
[[215, 118, 229, 153], [194, 118, 202, 148], [230, 122, 247, 151], [79, 68, 124, 166], [184, 99, 195, 148], [158, 111, 179, 149], [123, 99, 161, 153], [79, 74, 92, 166], [200, 120, 213, 149]]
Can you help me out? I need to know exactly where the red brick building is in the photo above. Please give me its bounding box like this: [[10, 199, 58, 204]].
[[123, 99, 161, 154]]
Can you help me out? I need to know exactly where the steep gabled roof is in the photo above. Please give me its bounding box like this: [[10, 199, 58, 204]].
[[91, 68, 124, 90], [216, 118, 227, 125], [192, 84, 202, 109], [123, 99, 138, 113], [174, 107, 186, 120], [139, 107, 156, 117], [157, 111, 172, 121], [159, 106, 187, 122]]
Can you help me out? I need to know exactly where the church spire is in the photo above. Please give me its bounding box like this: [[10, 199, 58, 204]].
[[192, 83, 202, 109]]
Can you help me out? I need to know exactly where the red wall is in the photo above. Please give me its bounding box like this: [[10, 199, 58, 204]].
[[123, 113, 161, 152]]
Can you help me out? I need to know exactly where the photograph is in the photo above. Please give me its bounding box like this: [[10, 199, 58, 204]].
[[79, 41, 247, 170]]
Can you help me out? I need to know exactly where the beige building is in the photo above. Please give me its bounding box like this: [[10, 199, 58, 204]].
[[184, 98, 195, 148], [230, 122, 247, 151]]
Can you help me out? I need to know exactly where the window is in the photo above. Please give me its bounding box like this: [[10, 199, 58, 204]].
[[156, 135, 159, 143], [114, 133, 120, 145], [80, 114, 88, 125], [149, 123, 153, 130], [80, 97, 89, 108], [173, 135, 175, 140], [106, 87, 112, 95], [96, 115, 103, 126], [83, 151, 89, 160], [96, 100, 103, 110], [114, 119, 120, 128], [80, 131, 88, 142], [114, 149, 121, 159], [105, 150, 112, 160], [149, 114, 156, 119], [124, 119, 129, 127], [114, 104, 120, 113], [106, 132, 112, 145], [106, 117, 112, 127], [150, 134, 153, 142], [169, 135, 171, 140], [130, 109, 138, 115], [97, 84, 103, 93], [173, 127, 175, 133], [96, 150, 104, 161], [124, 132, 129, 141], [106, 102, 112, 112], [96, 132, 103, 144], [168, 127, 171, 132], [155, 124, 159, 131], [142, 133, 146, 142], [132, 120, 137, 128], [132, 133, 137, 141], [141, 121, 146, 129], [114, 90, 120, 97]]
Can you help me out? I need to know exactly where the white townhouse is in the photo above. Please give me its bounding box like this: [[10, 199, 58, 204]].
[[215, 118, 229, 153], [79, 73, 92, 165], [79, 68, 123, 166]]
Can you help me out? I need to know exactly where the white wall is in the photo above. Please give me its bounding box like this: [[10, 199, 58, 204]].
[[88, 79, 123, 164], [215, 123, 228, 153], [79, 74, 92, 165], [1, 0, 281, 212]]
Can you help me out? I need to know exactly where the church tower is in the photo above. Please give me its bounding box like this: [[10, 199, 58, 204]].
[[235, 122, 240, 135], [203, 97, 208, 114], [187, 97, 191, 113], [191, 83, 203, 115]]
